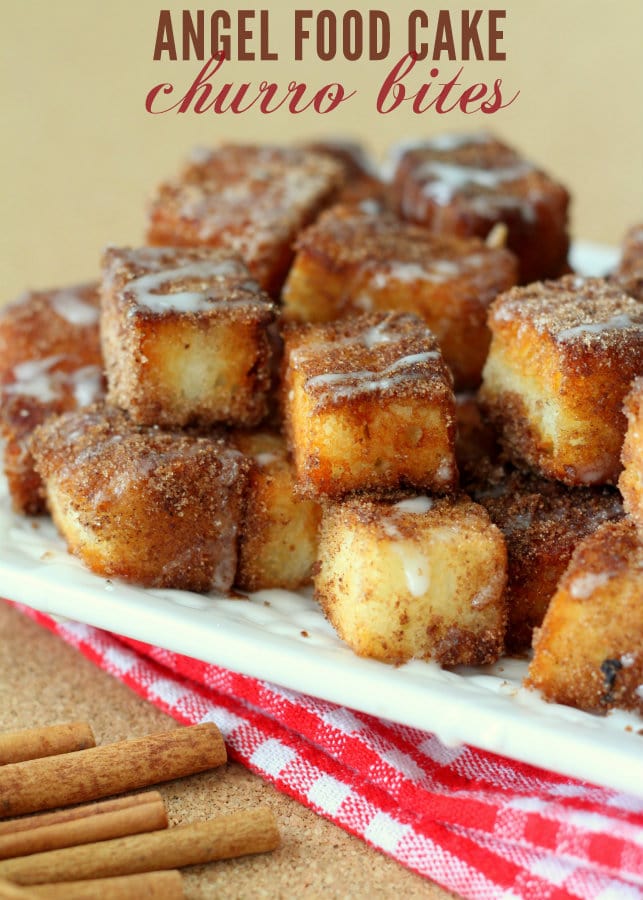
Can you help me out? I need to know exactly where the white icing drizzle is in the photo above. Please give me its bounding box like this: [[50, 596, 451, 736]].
[[557, 314, 638, 342], [6, 357, 65, 402], [393, 496, 434, 514], [70, 366, 103, 408], [569, 571, 612, 600], [392, 544, 431, 597], [306, 351, 439, 399], [361, 320, 396, 348], [419, 161, 532, 205], [125, 260, 251, 313], [471, 569, 505, 610], [255, 452, 279, 467], [50, 290, 99, 326]]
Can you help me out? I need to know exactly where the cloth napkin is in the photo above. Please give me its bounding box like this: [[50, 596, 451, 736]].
[[16, 603, 643, 900]]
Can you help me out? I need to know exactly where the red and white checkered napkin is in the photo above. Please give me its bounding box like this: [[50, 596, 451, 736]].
[[18, 604, 643, 900]]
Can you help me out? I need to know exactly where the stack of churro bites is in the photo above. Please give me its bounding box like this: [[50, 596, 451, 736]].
[[3, 136, 642, 707]]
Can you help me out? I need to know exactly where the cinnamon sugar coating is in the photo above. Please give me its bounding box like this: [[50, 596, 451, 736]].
[[526, 519, 643, 714], [465, 459, 623, 652], [31, 406, 249, 593], [619, 377, 643, 533], [282, 205, 517, 388], [283, 311, 457, 499], [231, 430, 321, 591], [0, 284, 105, 514], [480, 276, 643, 486], [315, 492, 507, 666], [146, 144, 344, 295], [391, 133, 570, 284], [615, 223, 643, 300], [101, 246, 276, 428]]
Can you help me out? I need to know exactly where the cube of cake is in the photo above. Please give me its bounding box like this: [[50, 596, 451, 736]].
[[302, 140, 389, 212], [526, 519, 643, 714], [146, 145, 344, 295], [231, 430, 321, 591], [465, 460, 623, 652], [0, 283, 104, 514], [315, 494, 507, 665], [283, 312, 458, 499], [615, 223, 643, 301], [30, 406, 249, 593], [390, 133, 570, 284], [479, 276, 643, 486], [282, 205, 517, 388], [101, 246, 276, 428], [619, 377, 643, 533]]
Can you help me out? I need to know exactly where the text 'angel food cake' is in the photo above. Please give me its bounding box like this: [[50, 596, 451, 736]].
[[2, 135, 641, 720]]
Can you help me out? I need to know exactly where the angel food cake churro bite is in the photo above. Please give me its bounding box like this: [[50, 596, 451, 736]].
[[465, 460, 624, 652], [101, 246, 276, 428], [390, 133, 570, 284], [30, 406, 249, 593], [282, 205, 518, 388], [0, 283, 105, 513], [526, 519, 643, 715], [479, 276, 643, 486], [315, 494, 507, 665], [231, 430, 322, 592], [146, 144, 344, 295], [283, 311, 457, 499]]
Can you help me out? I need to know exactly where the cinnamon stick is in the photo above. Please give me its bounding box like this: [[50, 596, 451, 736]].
[[0, 793, 167, 859], [0, 724, 94, 766], [0, 808, 279, 884], [0, 724, 226, 817], [29, 871, 183, 899], [0, 792, 162, 837], [0, 880, 40, 899]]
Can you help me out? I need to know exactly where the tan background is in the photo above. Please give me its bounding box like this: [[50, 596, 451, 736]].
[[1, 0, 642, 300]]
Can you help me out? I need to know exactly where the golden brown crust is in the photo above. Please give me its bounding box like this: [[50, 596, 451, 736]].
[[282, 204, 518, 388], [480, 276, 643, 485], [465, 459, 624, 652], [391, 133, 570, 284], [526, 519, 643, 714], [100, 246, 276, 428], [31, 405, 249, 593], [0, 283, 105, 514], [146, 145, 345, 295], [283, 312, 458, 499], [315, 493, 507, 666]]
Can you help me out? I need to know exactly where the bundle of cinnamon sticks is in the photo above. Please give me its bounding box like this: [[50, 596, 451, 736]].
[[0, 722, 279, 897]]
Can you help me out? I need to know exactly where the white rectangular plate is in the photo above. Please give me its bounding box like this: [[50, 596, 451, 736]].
[[3, 241, 642, 799]]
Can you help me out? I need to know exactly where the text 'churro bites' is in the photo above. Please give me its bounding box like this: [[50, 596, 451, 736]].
[[615, 223, 643, 301], [231, 430, 321, 592], [480, 276, 643, 486], [390, 133, 570, 284], [101, 246, 276, 428], [619, 377, 643, 533], [31, 406, 249, 593], [0, 283, 104, 514], [466, 460, 623, 653], [283, 312, 457, 500], [282, 206, 518, 388], [315, 494, 507, 666], [526, 519, 643, 715], [146, 144, 344, 295]]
